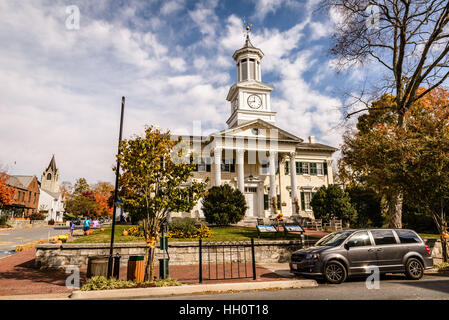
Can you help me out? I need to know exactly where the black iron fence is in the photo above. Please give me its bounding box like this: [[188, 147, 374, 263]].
[[198, 238, 256, 283]]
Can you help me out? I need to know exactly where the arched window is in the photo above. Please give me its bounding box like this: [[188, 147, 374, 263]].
[[47, 173, 52, 180]]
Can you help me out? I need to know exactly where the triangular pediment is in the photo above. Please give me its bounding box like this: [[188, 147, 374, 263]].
[[212, 119, 303, 143]]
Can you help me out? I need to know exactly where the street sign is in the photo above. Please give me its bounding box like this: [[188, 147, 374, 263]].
[[257, 225, 277, 233], [284, 225, 305, 233]]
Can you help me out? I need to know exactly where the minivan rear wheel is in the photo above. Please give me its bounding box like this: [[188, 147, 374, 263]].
[[405, 258, 424, 280], [324, 260, 347, 284]]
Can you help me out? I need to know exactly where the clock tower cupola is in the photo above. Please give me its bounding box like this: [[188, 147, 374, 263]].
[[226, 32, 276, 128]]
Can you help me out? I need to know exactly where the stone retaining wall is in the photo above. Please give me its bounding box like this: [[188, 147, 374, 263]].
[[425, 238, 444, 264], [30, 220, 48, 226], [6, 220, 31, 229], [34, 238, 445, 270], [35, 240, 306, 270], [6, 219, 48, 229]]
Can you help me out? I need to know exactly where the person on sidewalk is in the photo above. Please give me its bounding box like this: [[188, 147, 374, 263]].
[[83, 217, 91, 234]]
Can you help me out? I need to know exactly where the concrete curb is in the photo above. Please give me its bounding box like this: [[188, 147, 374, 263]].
[[0, 293, 71, 300], [69, 279, 318, 300]]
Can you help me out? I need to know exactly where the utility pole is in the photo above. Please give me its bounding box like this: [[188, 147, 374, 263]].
[[108, 96, 125, 278]]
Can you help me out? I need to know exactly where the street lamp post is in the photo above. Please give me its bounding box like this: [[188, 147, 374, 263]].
[[107, 96, 125, 279]]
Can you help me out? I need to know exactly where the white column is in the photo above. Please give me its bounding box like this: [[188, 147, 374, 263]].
[[237, 149, 245, 193], [214, 147, 222, 186], [289, 152, 298, 215], [239, 60, 242, 82], [269, 151, 277, 216]]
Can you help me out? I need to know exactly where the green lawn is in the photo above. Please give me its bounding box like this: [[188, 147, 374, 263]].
[[69, 225, 315, 243], [419, 233, 441, 239], [70, 225, 142, 243]]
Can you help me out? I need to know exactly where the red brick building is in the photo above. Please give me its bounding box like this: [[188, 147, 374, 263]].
[[1, 175, 40, 218]]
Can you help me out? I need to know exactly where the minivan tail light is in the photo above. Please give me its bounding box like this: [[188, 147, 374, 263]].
[[425, 245, 430, 255]]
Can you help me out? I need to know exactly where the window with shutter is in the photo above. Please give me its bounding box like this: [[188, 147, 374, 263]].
[[316, 163, 323, 175], [324, 162, 328, 175], [302, 162, 309, 175], [221, 159, 235, 172], [264, 194, 269, 210], [304, 192, 313, 210], [296, 162, 301, 174], [301, 192, 305, 210], [285, 161, 289, 175], [310, 163, 317, 175], [196, 158, 212, 172], [261, 160, 269, 174]]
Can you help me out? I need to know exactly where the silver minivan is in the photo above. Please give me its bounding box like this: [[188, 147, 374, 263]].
[[290, 229, 434, 284]]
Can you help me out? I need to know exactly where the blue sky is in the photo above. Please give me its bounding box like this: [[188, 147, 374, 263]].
[[0, 0, 365, 184]]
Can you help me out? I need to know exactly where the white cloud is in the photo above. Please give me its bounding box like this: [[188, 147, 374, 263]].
[[0, 0, 348, 185], [188, 0, 219, 47], [252, 0, 285, 21], [309, 21, 331, 40], [160, 0, 185, 16]]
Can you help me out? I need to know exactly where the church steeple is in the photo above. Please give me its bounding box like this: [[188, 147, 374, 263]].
[[47, 155, 57, 172], [41, 155, 60, 194]]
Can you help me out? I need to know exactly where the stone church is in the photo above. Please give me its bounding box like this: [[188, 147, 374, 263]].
[[175, 35, 337, 222], [38, 155, 65, 222]]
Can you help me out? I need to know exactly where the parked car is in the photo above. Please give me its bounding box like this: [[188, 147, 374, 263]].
[[290, 229, 433, 284]]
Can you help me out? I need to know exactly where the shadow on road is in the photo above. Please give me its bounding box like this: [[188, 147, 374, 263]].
[[391, 275, 449, 295]]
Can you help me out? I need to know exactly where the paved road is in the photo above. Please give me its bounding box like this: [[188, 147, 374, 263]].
[[0, 226, 74, 258], [145, 273, 449, 300]]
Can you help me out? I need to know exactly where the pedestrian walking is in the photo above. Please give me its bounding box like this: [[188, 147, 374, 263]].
[[70, 220, 75, 236], [83, 217, 91, 234]]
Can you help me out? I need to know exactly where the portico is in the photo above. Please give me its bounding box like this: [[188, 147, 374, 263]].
[[201, 122, 304, 219]]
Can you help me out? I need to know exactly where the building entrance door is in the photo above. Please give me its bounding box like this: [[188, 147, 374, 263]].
[[244, 187, 258, 217]]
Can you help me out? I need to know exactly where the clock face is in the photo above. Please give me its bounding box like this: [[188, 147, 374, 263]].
[[247, 94, 262, 109]]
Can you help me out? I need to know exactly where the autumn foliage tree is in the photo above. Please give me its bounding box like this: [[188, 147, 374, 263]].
[[65, 178, 114, 218], [92, 182, 114, 217], [118, 126, 207, 281], [339, 87, 449, 261], [324, 0, 449, 228], [0, 171, 14, 208]]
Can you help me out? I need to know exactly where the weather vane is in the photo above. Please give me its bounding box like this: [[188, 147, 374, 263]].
[[243, 16, 253, 36]]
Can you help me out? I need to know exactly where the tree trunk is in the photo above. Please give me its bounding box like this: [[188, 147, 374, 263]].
[[144, 247, 156, 281], [441, 236, 448, 263], [388, 190, 403, 228], [440, 202, 448, 263]]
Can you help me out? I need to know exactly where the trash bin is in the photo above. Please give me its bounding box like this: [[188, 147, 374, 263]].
[[127, 256, 145, 282], [87, 256, 109, 278]]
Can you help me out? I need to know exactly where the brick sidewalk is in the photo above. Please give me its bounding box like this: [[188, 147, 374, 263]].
[[0, 249, 286, 297], [0, 249, 74, 296]]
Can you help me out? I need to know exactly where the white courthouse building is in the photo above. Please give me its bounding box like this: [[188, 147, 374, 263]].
[[175, 35, 337, 222]]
